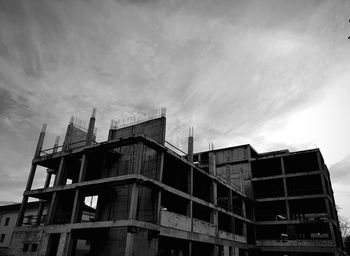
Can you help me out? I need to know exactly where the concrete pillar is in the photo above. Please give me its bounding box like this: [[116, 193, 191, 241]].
[[16, 196, 28, 227], [188, 241, 192, 256], [54, 157, 66, 186], [281, 157, 291, 220], [17, 124, 45, 226], [86, 107, 96, 146], [187, 127, 194, 163], [56, 232, 74, 256], [70, 189, 82, 223], [46, 192, 58, 224], [34, 124, 47, 158], [78, 154, 88, 182], [209, 150, 218, 235], [156, 153, 164, 225], [148, 237, 159, 256], [36, 169, 55, 225], [223, 246, 230, 256], [129, 183, 139, 220], [209, 151, 217, 176], [212, 245, 219, 256], [125, 232, 136, 256], [133, 143, 144, 174], [232, 246, 239, 256]]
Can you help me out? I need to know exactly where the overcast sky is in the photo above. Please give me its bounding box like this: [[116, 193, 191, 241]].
[[1, 0, 350, 218]]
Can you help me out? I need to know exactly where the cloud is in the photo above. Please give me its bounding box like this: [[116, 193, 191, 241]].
[[0, 0, 350, 214], [330, 155, 350, 182]]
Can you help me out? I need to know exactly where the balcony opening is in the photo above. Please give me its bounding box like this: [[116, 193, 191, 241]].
[[253, 179, 284, 199], [193, 171, 212, 203], [162, 154, 190, 193], [161, 191, 189, 216], [234, 219, 244, 236], [140, 146, 160, 180], [192, 241, 214, 256], [252, 158, 282, 178], [159, 237, 189, 256], [53, 190, 75, 224], [284, 152, 319, 174], [193, 202, 211, 223], [245, 200, 254, 220], [287, 174, 323, 196], [217, 184, 230, 211], [289, 198, 327, 220], [294, 223, 330, 240], [255, 201, 287, 221], [218, 212, 232, 233], [232, 195, 243, 216], [256, 224, 287, 240]]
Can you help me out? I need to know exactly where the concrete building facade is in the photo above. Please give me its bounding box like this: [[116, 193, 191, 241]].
[[9, 109, 344, 256]]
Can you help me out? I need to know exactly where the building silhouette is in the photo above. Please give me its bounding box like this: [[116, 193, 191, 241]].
[[9, 109, 344, 255]]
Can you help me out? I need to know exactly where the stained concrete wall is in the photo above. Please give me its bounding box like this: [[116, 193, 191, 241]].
[[63, 126, 89, 150], [193, 218, 216, 236], [137, 185, 157, 223], [10, 230, 44, 256], [109, 117, 166, 145], [214, 147, 248, 165], [91, 227, 126, 256], [96, 185, 131, 221], [160, 210, 191, 232]]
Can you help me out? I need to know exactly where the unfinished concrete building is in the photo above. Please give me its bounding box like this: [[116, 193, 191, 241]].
[[10, 109, 344, 256]]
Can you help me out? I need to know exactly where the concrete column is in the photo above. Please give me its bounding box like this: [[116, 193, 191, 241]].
[[34, 124, 47, 158], [36, 169, 55, 225], [133, 143, 144, 174], [148, 237, 159, 256], [70, 189, 82, 223], [86, 108, 96, 146], [56, 232, 75, 256], [188, 241, 192, 256], [156, 153, 164, 225], [17, 123, 46, 226], [78, 154, 88, 182], [16, 196, 28, 227], [209, 151, 217, 176], [281, 157, 291, 220], [128, 183, 139, 220], [125, 232, 136, 256], [187, 127, 194, 162], [223, 246, 229, 256], [54, 157, 66, 186], [46, 192, 58, 224], [212, 245, 219, 256]]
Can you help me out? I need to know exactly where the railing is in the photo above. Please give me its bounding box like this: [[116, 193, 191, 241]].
[[40, 140, 98, 156], [290, 212, 328, 220], [164, 140, 187, 158]]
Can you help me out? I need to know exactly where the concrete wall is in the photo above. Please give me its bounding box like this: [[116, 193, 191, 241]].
[[91, 227, 126, 256], [256, 239, 334, 247], [214, 147, 248, 165], [109, 117, 166, 145], [96, 185, 131, 221], [10, 230, 44, 256], [160, 210, 191, 232], [193, 218, 216, 236], [0, 208, 45, 248]]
